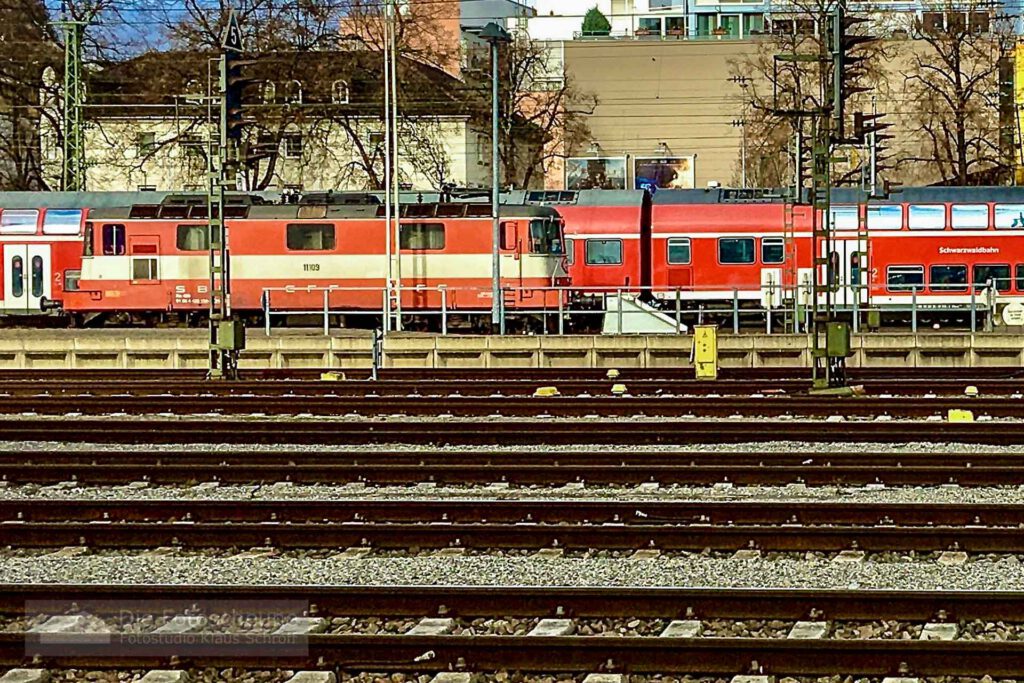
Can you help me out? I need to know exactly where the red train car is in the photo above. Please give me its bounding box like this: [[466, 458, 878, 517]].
[[64, 194, 568, 323]]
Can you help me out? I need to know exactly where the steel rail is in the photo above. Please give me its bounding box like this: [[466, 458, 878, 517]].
[[0, 418, 1017, 445], [4, 448, 1024, 486], [5, 499, 1024, 551]]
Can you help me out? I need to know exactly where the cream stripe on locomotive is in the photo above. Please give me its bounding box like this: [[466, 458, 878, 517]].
[[82, 253, 561, 282]]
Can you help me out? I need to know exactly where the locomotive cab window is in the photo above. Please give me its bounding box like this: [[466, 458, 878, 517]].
[[585, 239, 623, 265], [974, 264, 1011, 291], [930, 265, 968, 291], [102, 224, 125, 255], [529, 219, 564, 255], [287, 224, 336, 251], [176, 224, 209, 251], [667, 237, 691, 265], [761, 237, 785, 264], [400, 223, 445, 250], [83, 223, 94, 256], [951, 204, 989, 229], [718, 237, 755, 264], [42, 209, 82, 235], [0, 209, 38, 234], [887, 265, 924, 291]]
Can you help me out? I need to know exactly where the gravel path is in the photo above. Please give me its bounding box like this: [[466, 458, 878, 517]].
[[3, 554, 1024, 590]]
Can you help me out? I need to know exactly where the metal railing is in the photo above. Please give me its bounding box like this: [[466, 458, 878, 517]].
[[259, 283, 1009, 336]]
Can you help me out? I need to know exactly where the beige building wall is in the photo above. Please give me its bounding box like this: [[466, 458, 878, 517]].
[[42, 116, 490, 192], [564, 39, 756, 188]]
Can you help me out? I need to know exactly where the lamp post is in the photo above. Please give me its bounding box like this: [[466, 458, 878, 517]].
[[480, 21, 511, 332]]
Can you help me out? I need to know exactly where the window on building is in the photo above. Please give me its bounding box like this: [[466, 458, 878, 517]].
[[637, 17, 662, 34], [667, 237, 691, 265], [930, 264, 968, 291], [921, 12, 944, 33], [0, 209, 38, 234], [761, 237, 785, 264], [261, 81, 277, 103], [830, 206, 858, 230], [974, 264, 1011, 291], [136, 132, 157, 157], [649, 0, 683, 7], [887, 265, 925, 291], [332, 80, 350, 104], [696, 14, 714, 35], [718, 237, 755, 264], [283, 133, 304, 160], [286, 224, 336, 250], [102, 224, 126, 256], [769, 18, 795, 35], [969, 11, 990, 33], [867, 205, 902, 230], [42, 209, 82, 235], [908, 204, 945, 230], [585, 239, 623, 265], [401, 223, 446, 250], [951, 204, 989, 229], [283, 80, 302, 104], [132, 257, 158, 281], [176, 224, 209, 251], [995, 204, 1024, 228], [744, 14, 764, 34], [665, 16, 686, 34], [719, 14, 740, 36], [1017, 264, 1024, 291]]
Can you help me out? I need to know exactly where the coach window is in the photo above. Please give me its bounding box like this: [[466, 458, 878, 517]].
[[830, 206, 858, 230], [30, 256, 43, 298], [930, 264, 968, 291], [42, 209, 82, 235], [1016, 265, 1024, 292], [401, 223, 446, 250], [287, 224, 336, 251], [102, 224, 125, 256], [667, 237, 691, 265], [718, 237, 755, 265], [0, 209, 38, 234], [585, 239, 623, 265], [132, 258, 158, 281], [176, 224, 209, 251], [887, 265, 924, 292], [761, 237, 785, 264], [951, 204, 989, 229], [908, 205, 945, 230], [973, 264, 1011, 292], [994, 204, 1024, 229], [867, 205, 902, 230], [10, 256, 22, 297]]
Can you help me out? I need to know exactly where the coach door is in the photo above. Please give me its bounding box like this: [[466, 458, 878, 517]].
[[820, 238, 868, 309], [3, 244, 50, 312]]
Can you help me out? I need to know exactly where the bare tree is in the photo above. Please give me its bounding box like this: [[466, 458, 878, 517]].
[[898, 1, 1012, 185]]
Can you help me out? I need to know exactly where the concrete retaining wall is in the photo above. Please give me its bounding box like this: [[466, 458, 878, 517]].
[[0, 330, 1022, 369]]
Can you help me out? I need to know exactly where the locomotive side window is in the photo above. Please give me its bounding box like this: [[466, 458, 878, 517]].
[[667, 237, 691, 265], [132, 258, 158, 281], [500, 223, 516, 250], [64, 269, 81, 292], [718, 237, 755, 264], [867, 205, 902, 230], [951, 204, 989, 229], [0, 209, 38, 234], [564, 238, 574, 265], [400, 223, 445, 250], [830, 206, 858, 230], [930, 265, 968, 291], [973, 264, 1011, 291], [908, 205, 945, 230], [83, 223, 94, 256], [994, 204, 1024, 228], [42, 209, 83, 235], [176, 224, 209, 251], [585, 239, 622, 265], [761, 237, 784, 264], [102, 224, 125, 255], [287, 224, 336, 251], [886, 265, 924, 292]]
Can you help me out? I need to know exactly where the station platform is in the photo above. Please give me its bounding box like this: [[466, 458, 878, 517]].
[[0, 329, 1021, 370]]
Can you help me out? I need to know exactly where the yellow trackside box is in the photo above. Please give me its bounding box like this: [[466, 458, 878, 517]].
[[693, 325, 718, 380]]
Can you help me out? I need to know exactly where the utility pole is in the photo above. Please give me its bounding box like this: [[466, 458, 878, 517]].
[[54, 5, 86, 191], [207, 10, 248, 380], [481, 22, 511, 334]]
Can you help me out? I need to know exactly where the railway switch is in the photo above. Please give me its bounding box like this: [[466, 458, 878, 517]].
[[693, 325, 718, 380]]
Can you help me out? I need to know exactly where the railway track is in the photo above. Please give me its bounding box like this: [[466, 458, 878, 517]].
[[0, 417, 1015, 444], [3, 498, 1024, 552], [2, 448, 1021, 486], [3, 584, 1024, 674]]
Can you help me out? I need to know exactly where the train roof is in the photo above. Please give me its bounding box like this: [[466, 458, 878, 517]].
[[652, 186, 1024, 205], [504, 189, 648, 207]]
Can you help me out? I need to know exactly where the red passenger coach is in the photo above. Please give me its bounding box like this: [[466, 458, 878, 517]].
[[64, 194, 568, 323]]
